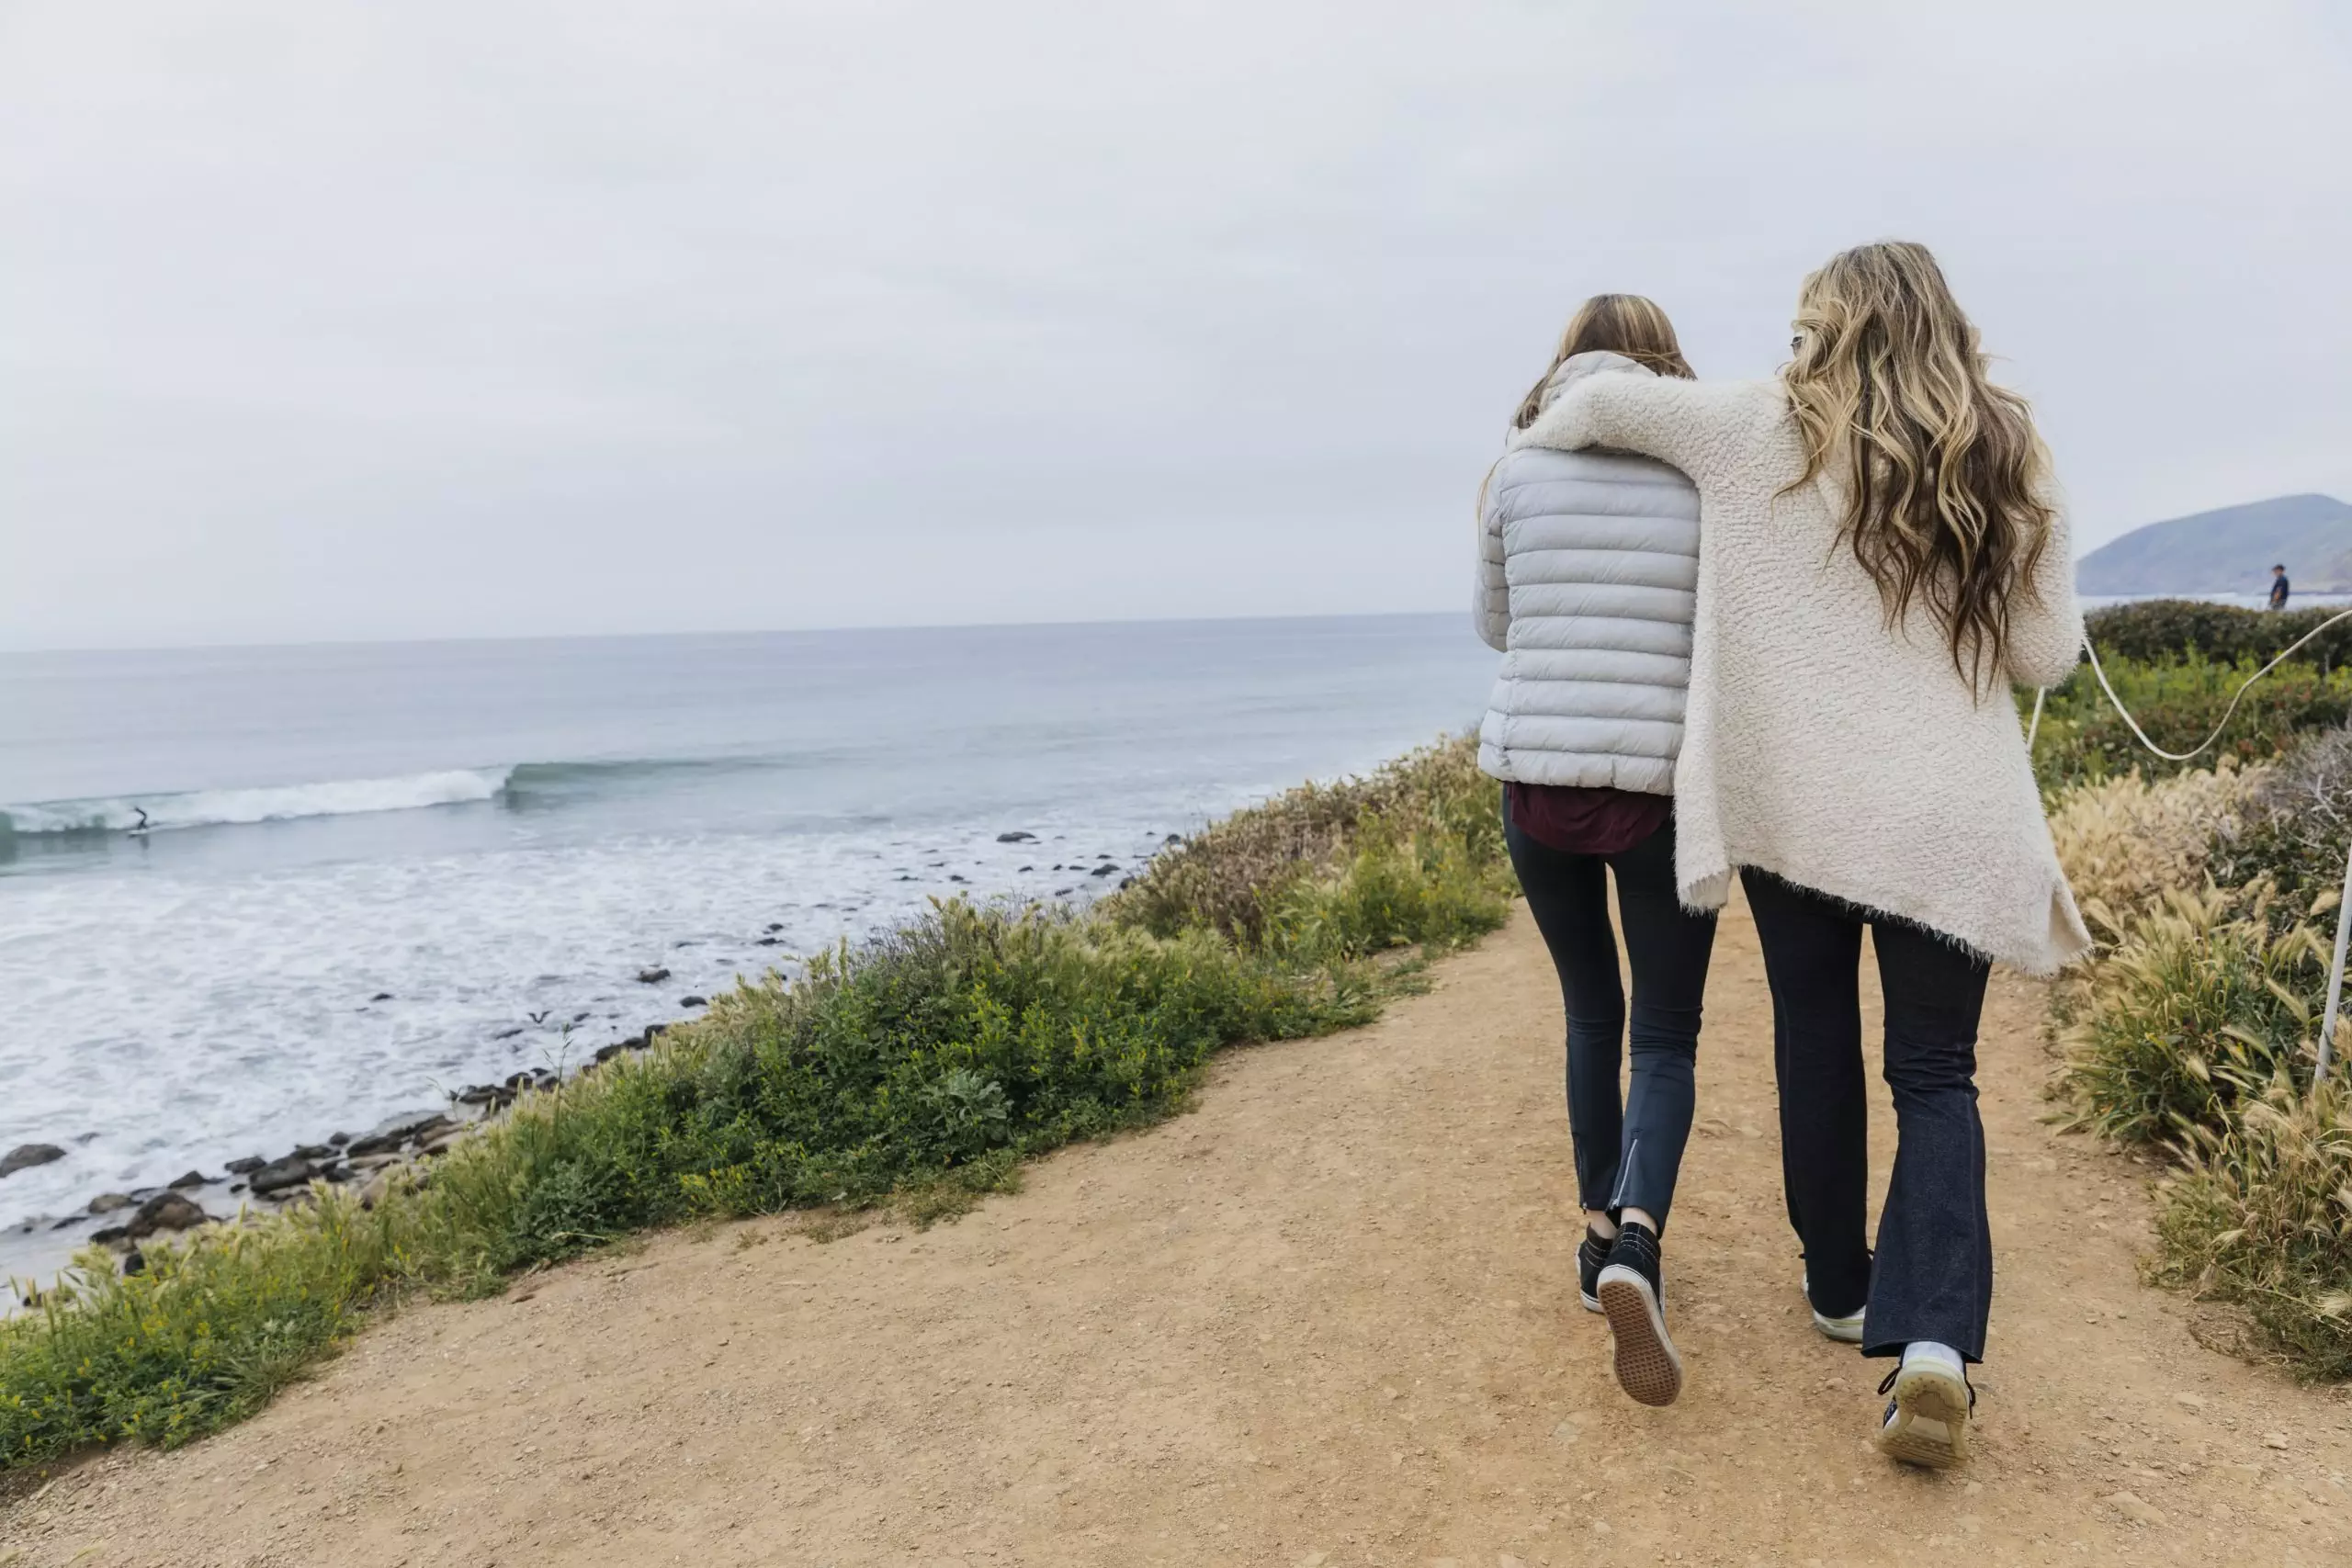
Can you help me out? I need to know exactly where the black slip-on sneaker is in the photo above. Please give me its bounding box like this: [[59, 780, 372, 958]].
[[1594, 1221, 1682, 1406], [1577, 1225, 1611, 1314], [1873, 1358, 1975, 1468]]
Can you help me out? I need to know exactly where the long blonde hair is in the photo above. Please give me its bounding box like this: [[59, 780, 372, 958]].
[[1510, 293, 1695, 430], [1782, 241, 2053, 695]]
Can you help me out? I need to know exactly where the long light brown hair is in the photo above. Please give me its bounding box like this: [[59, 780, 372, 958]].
[[1510, 293, 1695, 430], [1782, 241, 2054, 695]]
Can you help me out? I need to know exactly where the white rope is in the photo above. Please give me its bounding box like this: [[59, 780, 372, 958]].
[[2078, 604, 2352, 761], [2024, 686, 2046, 750], [2320, 849, 2352, 1090], [2064, 604, 2352, 1094]]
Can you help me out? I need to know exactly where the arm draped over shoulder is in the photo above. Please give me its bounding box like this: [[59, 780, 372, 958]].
[[1514, 373, 1746, 481]]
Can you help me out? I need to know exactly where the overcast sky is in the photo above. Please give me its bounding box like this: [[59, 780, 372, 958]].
[[4, 2, 2347, 650]]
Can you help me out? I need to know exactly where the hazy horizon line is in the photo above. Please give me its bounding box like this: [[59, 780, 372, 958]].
[[0, 605, 1482, 660]]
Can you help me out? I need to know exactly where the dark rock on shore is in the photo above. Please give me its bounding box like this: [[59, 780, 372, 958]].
[[997, 830, 1036, 842], [1090, 863, 1120, 877], [636, 965, 671, 984], [224, 1155, 265, 1175], [88, 1191, 133, 1214], [492, 1026, 525, 1041], [370, 991, 394, 1001], [293, 1144, 332, 1160], [329, 1131, 351, 1146], [167, 1169, 210, 1189], [346, 1111, 451, 1157], [681, 996, 707, 1008], [1, 1143, 66, 1179], [125, 1191, 209, 1238], [247, 1156, 317, 1196]]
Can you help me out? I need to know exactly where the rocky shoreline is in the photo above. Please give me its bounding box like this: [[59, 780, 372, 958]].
[[4, 1055, 647, 1299], [4, 831, 1173, 1302]]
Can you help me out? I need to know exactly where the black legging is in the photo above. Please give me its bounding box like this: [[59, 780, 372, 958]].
[[1505, 807, 1717, 1229], [1742, 869, 1994, 1360]]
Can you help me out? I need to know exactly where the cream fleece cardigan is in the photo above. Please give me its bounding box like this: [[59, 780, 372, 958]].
[[1515, 357, 2092, 974]]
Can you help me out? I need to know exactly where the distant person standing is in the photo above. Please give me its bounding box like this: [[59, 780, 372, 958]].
[[2269, 563, 2291, 610]]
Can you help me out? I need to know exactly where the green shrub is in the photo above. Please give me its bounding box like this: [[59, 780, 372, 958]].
[[2057, 884, 2324, 1147], [2085, 600, 2352, 670], [0, 1192, 416, 1461], [2154, 1077, 2352, 1380], [2027, 651, 2352, 792], [1265, 827, 1514, 962], [402, 903, 1382, 1286], [1104, 735, 1502, 945]]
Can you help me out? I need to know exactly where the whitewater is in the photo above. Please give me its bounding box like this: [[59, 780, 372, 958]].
[[1, 767, 514, 836], [0, 617, 1493, 1284]]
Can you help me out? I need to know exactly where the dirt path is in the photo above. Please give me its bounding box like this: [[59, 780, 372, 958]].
[[6, 895, 2351, 1566]]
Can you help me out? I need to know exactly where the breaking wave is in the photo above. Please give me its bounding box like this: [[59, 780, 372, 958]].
[[0, 767, 517, 836]]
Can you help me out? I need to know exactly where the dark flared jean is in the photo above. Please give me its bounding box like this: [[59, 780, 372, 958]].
[[1506, 810, 1717, 1230], [1741, 869, 1994, 1361]]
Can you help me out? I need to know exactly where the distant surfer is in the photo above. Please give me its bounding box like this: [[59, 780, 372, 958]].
[[2269, 563, 2290, 611], [128, 806, 151, 837]]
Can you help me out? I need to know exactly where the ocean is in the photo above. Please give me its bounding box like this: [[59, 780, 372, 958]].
[[0, 615, 1496, 1283]]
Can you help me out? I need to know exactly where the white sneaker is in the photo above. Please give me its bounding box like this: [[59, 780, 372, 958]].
[[1803, 1271, 1864, 1343], [1872, 1343, 1973, 1469]]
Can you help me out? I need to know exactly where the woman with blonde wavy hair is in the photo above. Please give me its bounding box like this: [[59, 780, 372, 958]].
[[1510, 242, 2087, 1467]]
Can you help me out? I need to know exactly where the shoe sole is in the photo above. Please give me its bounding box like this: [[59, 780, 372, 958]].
[[1595, 1263, 1682, 1406], [1874, 1364, 1972, 1468], [1580, 1289, 1601, 1314]]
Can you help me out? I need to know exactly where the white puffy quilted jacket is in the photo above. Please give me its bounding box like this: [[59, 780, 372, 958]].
[[1473, 353, 1700, 794]]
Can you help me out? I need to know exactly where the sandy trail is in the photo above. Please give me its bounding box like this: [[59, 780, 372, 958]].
[[6, 894, 2350, 1566]]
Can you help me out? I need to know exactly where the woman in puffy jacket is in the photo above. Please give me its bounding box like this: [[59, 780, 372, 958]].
[[1521, 243, 2085, 1469], [1475, 293, 1714, 1408]]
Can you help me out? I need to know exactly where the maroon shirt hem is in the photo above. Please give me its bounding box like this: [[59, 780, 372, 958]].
[[1506, 782, 1671, 857]]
